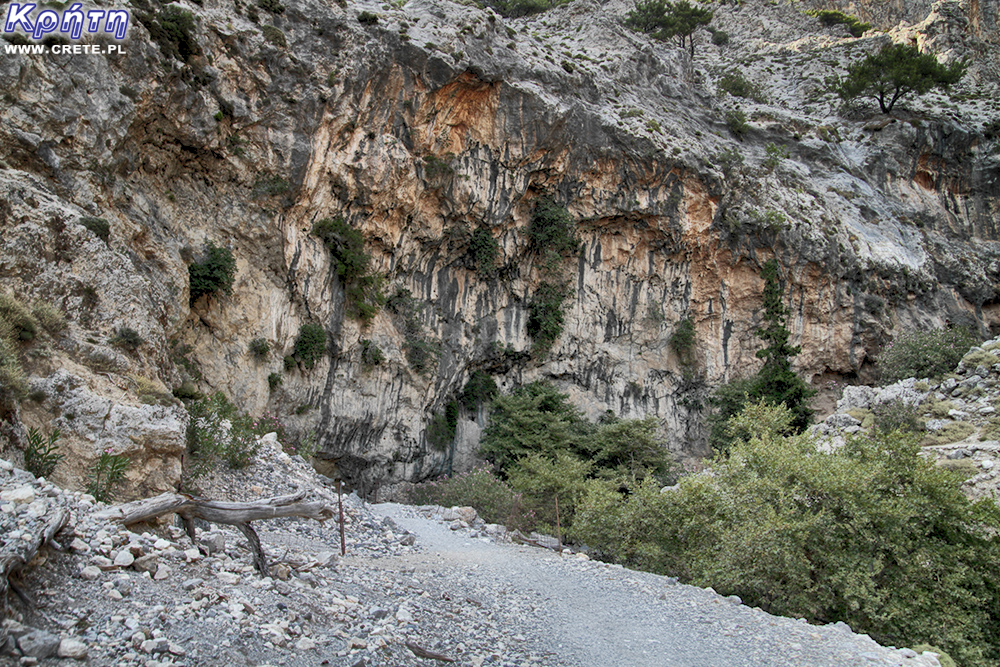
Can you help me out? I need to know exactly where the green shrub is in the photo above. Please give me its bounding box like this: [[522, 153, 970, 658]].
[[252, 175, 290, 197], [422, 154, 454, 179], [188, 241, 237, 305], [249, 337, 270, 360], [185, 392, 265, 477], [293, 323, 327, 369], [31, 301, 66, 334], [79, 216, 110, 243], [724, 108, 749, 139], [137, 6, 201, 63], [872, 399, 922, 435], [260, 24, 286, 48], [669, 317, 695, 361], [527, 282, 572, 357], [763, 143, 790, 170], [24, 427, 63, 479], [283, 355, 296, 371], [717, 71, 766, 103], [257, 0, 284, 12], [877, 327, 980, 383], [710, 29, 728, 46], [469, 226, 500, 274], [485, 0, 553, 18], [577, 400, 1000, 667], [267, 372, 282, 390], [87, 448, 130, 502], [360, 339, 385, 367], [312, 217, 384, 324], [357, 10, 379, 24], [406, 467, 530, 527], [527, 198, 580, 257], [709, 260, 814, 452], [110, 327, 144, 352], [426, 401, 460, 452], [461, 370, 498, 410], [0, 293, 39, 342], [405, 335, 440, 375], [806, 9, 870, 37]]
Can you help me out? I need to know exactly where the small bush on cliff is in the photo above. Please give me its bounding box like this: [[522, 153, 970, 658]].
[[574, 400, 1000, 667], [527, 198, 580, 258], [79, 216, 110, 244], [293, 323, 327, 370], [708, 260, 814, 452], [426, 400, 460, 452], [461, 370, 499, 411], [485, 0, 553, 19], [249, 337, 270, 360], [716, 71, 767, 103], [138, 5, 201, 63], [469, 226, 500, 275], [806, 9, 870, 37], [312, 217, 385, 324], [188, 241, 237, 305], [111, 327, 144, 352], [876, 327, 980, 383], [527, 282, 572, 358]]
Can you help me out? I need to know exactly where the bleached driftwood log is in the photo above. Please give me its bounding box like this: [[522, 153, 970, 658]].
[[1, 508, 69, 608], [94, 490, 335, 575]]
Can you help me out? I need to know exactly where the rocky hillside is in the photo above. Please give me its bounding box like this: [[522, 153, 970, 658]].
[[2, 0, 1000, 494]]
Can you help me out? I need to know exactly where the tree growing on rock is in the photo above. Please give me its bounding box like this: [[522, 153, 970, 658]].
[[625, 0, 713, 57], [836, 43, 967, 114], [708, 259, 814, 451]]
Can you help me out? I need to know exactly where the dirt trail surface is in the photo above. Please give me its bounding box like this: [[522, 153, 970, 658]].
[[373, 503, 930, 667]]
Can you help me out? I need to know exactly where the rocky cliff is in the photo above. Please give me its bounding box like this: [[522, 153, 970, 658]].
[[2, 0, 999, 495]]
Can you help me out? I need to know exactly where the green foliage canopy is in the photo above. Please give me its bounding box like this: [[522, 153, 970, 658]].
[[876, 326, 980, 383], [837, 43, 967, 113], [188, 241, 237, 305], [625, 0, 713, 56], [575, 400, 1000, 667]]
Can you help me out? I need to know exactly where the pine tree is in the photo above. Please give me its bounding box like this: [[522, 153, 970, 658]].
[[625, 0, 713, 57], [837, 43, 966, 114]]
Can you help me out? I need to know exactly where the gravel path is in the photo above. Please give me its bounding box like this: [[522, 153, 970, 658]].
[[373, 503, 933, 667]]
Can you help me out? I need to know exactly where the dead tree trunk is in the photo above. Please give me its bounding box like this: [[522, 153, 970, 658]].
[[94, 490, 335, 576], [1, 508, 69, 609]]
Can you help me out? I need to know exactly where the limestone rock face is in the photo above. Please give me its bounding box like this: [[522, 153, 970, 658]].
[[1, 0, 999, 492]]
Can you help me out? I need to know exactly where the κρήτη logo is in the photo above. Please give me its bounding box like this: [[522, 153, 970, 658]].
[[4, 3, 129, 40]]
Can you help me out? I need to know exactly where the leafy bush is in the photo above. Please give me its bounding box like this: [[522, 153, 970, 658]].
[[527, 282, 572, 357], [361, 339, 386, 367], [260, 24, 286, 48], [717, 71, 766, 103], [172, 381, 202, 400], [249, 337, 270, 360], [669, 317, 695, 361], [877, 327, 980, 383], [137, 6, 201, 63], [79, 216, 110, 243], [485, 0, 553, 18], [763, 143, 789, 170], [357, 10, 379, 24], [110, 327, 144, 352], [469, 226, 500, 274], [527, 198, 580, 257], [31, 301, 66, 334], [188, 241, 237, 305], [283, 355, 296, 371], [406, 467, 532, 528], [293, 323, 327, 369], [872, 399, 922, 435], [807, 9, 870, 37], [422, 154, 454, 179], [576, 400, 1000, 667], [25, 427, 63, 479], [87, 448, 130, 502], [185, 392, 266, 476], [710, 29, 728, 46], [426, 400, 460, 452], [0, 292, 38, 342], [312, 217, 384, 324], [461, 370, 498, 411], [836, 43, 967, 114], [405, 335, 441, 375], [267, 372, 282, 390], [257, 0, 284, 12], [724, 108, 749, 139], [252, 176, 290, 198], [709, 260, 814, 451]]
